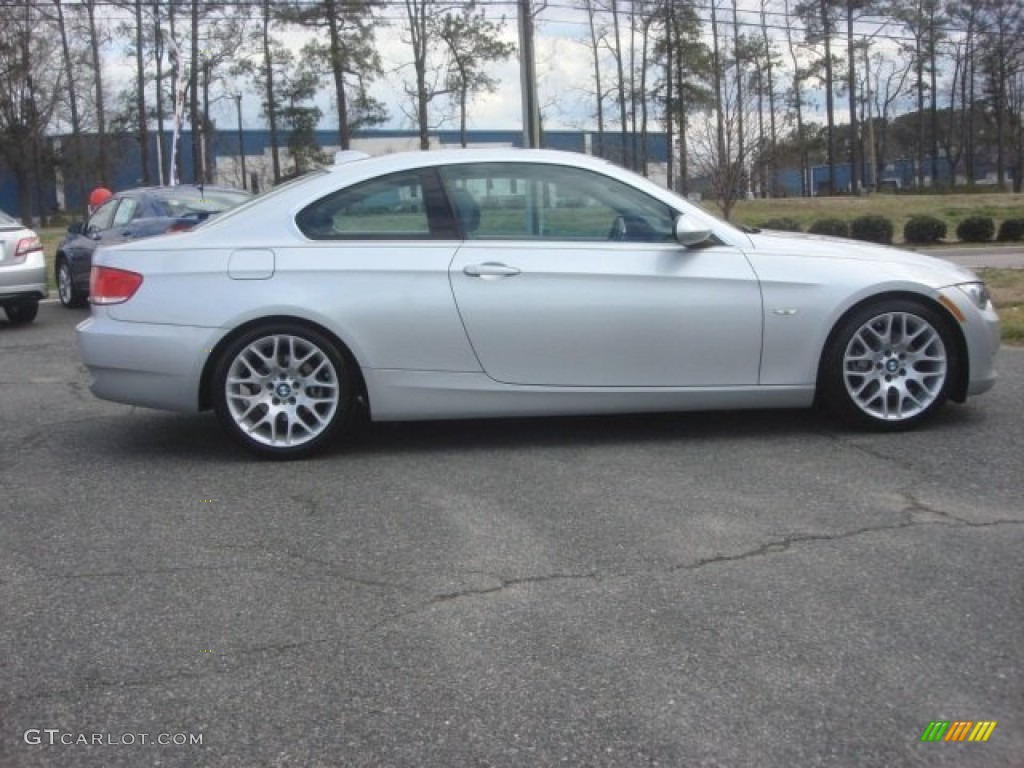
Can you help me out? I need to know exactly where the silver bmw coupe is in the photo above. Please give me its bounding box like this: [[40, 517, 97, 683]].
[[76, 149, 1000, 458]]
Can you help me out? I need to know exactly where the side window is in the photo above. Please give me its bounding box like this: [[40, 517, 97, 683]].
[[296, 171, 440, 239], [112, 198, 139, 226], [438, 163, 676, 243], [87, 199, 118, 233]]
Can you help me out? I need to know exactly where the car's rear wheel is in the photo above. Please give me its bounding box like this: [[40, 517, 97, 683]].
[[57, 258, 87, 308], [822, 299, 957, 430], [3, 300, 39, 324], [212, 323, 357, 458]]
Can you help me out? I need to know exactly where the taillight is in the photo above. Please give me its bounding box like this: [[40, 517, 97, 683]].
[[89, 266, 143, 304], [13, 236, 42, 263], [166, 221, 194, 233]]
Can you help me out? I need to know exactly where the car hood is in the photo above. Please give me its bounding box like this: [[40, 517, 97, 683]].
[[745, 229, 978, 285]]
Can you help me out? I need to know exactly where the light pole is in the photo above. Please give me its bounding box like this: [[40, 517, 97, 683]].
[[518, 0, 541, 149], [234, 93, 247, 191]]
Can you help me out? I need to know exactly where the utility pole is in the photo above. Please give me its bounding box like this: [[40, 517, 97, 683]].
[[864, 44, 876, 192], [518, 0, 541, 148], [234, 93, 247, 191]]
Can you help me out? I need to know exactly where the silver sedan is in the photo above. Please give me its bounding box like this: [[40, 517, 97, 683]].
[[0, 208, 47, 324], [76, 149, 1000, 458]]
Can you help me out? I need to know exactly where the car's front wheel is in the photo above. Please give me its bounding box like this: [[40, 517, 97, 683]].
[[212, 323, 358, 458], [3, 300, 39, 324], [57, 258, 87, 308], [822, 299, 958, 430]]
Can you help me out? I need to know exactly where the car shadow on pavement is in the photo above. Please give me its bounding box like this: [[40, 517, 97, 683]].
[[78, 402, 983, 462], [352, 404, 980, 457]]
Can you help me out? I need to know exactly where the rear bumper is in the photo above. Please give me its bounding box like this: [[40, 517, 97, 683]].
[[76, 313, 223, 412], [0, 252, 47, 301]]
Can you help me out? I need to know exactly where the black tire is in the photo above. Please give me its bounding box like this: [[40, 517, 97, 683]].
[[4, 300, 39, 324], [211, 322, 358, 459], [56, 257, 87, 308], [821, 298, 959, 430]]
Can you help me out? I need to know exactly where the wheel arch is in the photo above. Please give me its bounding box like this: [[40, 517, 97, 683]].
[[198, 315, 369, 413], [814, 290, 969, 405]]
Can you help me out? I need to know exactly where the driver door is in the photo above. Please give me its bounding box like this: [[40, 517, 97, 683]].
[[443, 162, 762, 388]]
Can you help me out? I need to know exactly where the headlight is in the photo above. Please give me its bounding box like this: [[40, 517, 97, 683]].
[[957, 282, 991, 311]]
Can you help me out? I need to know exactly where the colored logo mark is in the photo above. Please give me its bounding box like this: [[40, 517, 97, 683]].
[[921, 720, 997, 742]]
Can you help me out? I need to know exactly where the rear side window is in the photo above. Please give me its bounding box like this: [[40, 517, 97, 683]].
[[113, 198, 139, 226], [296, 170, 452, 239]]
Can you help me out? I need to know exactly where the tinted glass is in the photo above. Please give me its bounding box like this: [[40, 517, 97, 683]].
[[113, 198, 140, 226], [438, 163, 676, 242], [296, 172, 431, 238], [155, 189, 251, 218], [88, 199, 118, 232]]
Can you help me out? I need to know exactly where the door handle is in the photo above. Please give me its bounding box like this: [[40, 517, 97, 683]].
[[463, 262, 521, 278]]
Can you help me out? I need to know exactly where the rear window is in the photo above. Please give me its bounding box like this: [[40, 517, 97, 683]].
[[0, 209, 20, 227], [155, 189, 251, 218]]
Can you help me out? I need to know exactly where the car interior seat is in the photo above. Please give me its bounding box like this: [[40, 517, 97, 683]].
[[449, 187, 481, 236]]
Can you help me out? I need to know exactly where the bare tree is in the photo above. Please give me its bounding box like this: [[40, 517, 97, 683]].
[[49, 0, 87, 213], [579, 0, 608, 157], [690, 69, 759, 220], [0, 2, 63, 221], [401, 0, 457, 149], [80, 0, 110, 187], [438, 2, 515, 147]]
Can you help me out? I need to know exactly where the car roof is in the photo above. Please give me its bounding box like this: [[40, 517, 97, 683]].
[[114, 185, 249, 198], [322, 147, 618, 177]]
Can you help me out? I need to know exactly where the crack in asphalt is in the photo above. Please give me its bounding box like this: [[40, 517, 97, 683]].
[[673, 507, 1021, 574], [22, 564, 276, 582], [10, 488, 1020, 704], [361, 571, 600, 637], [208, 543, 415, 592], [430, 571, 600, 604], [898, 488, 971, 524]]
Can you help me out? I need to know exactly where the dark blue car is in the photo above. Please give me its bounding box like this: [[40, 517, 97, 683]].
[[56, 185, 251, 307]]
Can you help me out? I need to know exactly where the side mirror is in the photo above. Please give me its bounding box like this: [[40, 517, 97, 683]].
[[67, 220, 84, 235], [673, 216, 713, 247]]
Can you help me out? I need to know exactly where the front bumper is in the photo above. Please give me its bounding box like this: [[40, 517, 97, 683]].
[[76, 313, 225, 412], [937, 285, 1000, 397]]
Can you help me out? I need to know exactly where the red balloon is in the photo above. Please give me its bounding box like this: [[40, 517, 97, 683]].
[[89, 187, 113, 207]]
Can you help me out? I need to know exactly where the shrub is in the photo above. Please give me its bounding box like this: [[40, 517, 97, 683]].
[[849, 214, 894, 245], [903, 215, 947, 244], [997, 218, 1024, 242], [808, 218, 849, 238], [758, 217, 802, 232], [956, 216, 995, 243]]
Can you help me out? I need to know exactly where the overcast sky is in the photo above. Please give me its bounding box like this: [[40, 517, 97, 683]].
[[93, 1, 925, 139]]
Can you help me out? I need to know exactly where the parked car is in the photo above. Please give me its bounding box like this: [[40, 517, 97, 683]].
[[0, 208, 47, 324], [77, 149, 1000, 458], [56, 185, 252, 307]]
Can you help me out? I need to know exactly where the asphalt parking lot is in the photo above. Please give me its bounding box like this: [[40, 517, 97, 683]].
[[1, 303, 1021, 768]]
